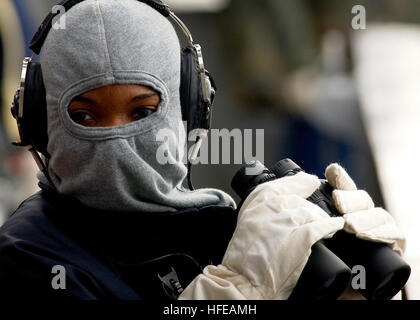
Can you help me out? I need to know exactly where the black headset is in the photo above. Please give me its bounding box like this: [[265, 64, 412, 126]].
[[10, 0, 215, 189]]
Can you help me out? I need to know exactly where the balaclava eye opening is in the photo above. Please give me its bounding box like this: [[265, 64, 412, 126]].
[[39, 0, 236, 212]]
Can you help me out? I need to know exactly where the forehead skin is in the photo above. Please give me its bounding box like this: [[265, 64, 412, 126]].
[[74, 84, 159, 108]]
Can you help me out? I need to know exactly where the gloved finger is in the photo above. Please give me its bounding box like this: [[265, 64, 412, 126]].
[[343, 208, 406, 255], [237, 171, 322, 223], [332, 189, 374, 214], [252, 171, 321, 200], [342, 207, 396, 233], [325, 163, 357, 191]]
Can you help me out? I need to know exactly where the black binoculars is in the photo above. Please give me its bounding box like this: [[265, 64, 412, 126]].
[[231, 158, 411, 300]]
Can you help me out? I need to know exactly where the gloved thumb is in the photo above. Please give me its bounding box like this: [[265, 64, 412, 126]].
[[325, 163, 357, 191]]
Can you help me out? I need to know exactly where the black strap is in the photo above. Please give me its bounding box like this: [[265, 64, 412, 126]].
[[29, 0, 171, 54]]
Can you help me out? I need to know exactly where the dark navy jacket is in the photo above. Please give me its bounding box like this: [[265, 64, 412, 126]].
[[0, 184, 237, 300]]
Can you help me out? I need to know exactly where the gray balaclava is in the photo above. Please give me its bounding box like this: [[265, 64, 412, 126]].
[[39, 0, 236, 212]]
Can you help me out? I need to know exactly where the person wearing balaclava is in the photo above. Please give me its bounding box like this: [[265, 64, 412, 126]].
[[0, 0, 406, 300]]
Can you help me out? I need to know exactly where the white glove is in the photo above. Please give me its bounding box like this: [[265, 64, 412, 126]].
[[179, 171, 344, 300], [325, 163, 406, 256]]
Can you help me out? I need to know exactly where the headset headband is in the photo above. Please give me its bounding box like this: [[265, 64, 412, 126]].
[[28, 0, 205, 104], [30, 0, 173, 55]]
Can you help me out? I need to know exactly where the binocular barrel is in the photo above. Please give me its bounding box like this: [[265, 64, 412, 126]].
[[231, 160, 352, 300], [231, 158, 411, 300]]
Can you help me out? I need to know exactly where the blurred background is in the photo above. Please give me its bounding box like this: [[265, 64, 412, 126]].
[[1, 0, 420, 299]]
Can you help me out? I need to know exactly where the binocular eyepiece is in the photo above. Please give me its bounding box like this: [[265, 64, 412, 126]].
[[231, 159, 411, 300]]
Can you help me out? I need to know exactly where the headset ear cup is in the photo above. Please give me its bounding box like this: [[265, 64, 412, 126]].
[[180, 46, 202, 134], [23, 62, 49, 157], [180, 48, 190, 122]]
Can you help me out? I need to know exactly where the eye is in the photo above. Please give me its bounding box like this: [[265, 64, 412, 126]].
[[69, 111, 95, 125], [133, 107, 156, 120]]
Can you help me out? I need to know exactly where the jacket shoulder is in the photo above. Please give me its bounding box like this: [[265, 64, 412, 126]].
[[0, 191, 56, 239], [0, 191, 137, 299]]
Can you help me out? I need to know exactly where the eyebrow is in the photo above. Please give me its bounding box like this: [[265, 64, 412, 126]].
[[72, 96, 95, 104], [131, 92, 159, 103]]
